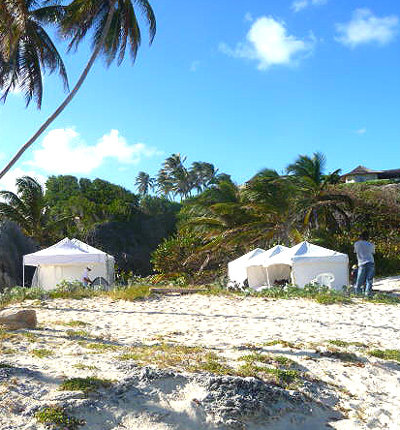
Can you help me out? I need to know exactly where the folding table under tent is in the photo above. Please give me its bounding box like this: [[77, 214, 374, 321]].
[[227, 248, 265, 288], [246, 245, 289, 290], [261, 241, 349, 291], [23, 238, 115, 291]]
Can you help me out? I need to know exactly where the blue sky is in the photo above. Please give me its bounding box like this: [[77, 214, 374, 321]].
[[1, 0, 399, 193]]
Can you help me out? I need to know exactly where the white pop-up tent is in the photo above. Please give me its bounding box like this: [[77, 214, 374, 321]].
[[227, 248, 265, 287], [260, 241, 349, 291], [246, 245, 289, 290], [23, 238, 115, 291]]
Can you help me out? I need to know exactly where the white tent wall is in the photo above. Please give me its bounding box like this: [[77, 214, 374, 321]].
[[32, 263, 108, 291], [24, 238, 115, 290], [292, 259, 349, 290], [247, 266, 268, 291], [227, 249, 265, 287]]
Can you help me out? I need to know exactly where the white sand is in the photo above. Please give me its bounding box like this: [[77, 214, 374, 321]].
[[1, 293, 399, 429]]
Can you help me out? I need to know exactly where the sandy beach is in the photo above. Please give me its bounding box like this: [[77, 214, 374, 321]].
[[1, 293, 399, 429]]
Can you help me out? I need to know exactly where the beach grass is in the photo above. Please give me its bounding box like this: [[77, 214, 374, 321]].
[[368, 349, 400, 363], [35, 406, 84, 430], [31, 348, 54, 358], [59, 377, 113, 394]]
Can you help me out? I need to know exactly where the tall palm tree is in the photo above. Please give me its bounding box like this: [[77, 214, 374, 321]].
[[0, 0, 68, 108], [0, 0, 156, 180], [135, 171, 154, 195], [190, 161, 218, 192], [0, 176, 48, 242], [286, 152, 352, 232]]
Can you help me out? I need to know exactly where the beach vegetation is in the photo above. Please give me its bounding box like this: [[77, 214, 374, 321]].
[[35, 406, 85, 429], [368, 349, 400, 363], [55, 320, 90, 327], [72, 363, 99, 371], [78, 341, 120, 353], [327, 340, 367, 348], [31, 348, 54, 358], [59, 377, 113, 394], [66, 330, 91, 338]]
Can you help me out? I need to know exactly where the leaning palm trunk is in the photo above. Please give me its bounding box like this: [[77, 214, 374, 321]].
[[0, 3, 116, 181]]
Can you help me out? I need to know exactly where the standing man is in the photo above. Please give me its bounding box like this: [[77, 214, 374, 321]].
[[82, 267, 92, 287], [354, 232, 375, 297]]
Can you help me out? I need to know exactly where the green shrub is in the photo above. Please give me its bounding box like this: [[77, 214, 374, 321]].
[[59, 377, 112, 394], [35, 406, 84, 430]]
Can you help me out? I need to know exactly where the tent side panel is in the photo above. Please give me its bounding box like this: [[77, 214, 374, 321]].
[[292, 261, 349, 290], [247, 266, 268, 290]]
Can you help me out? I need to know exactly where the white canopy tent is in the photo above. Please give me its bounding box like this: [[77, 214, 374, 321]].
[[246, 245, 289, 290], [260, 241, 349, 290], [227, 248, 265, 287], [23, 238, 115, 291]]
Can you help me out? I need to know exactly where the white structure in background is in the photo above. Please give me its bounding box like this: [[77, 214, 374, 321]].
[[227, 248, 265, 288], [23, 238, 115, 291], [257, 241, 349, 291], [246, 245, 289, 290]]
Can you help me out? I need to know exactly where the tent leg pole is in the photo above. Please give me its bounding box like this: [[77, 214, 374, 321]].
[[23, 265, 25, 288]]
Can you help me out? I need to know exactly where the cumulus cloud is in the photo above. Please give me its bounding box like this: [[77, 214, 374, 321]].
[[27, 128, 161, 175], [336, 9, 399, 48], [292, 0, 328, 13], [220, 16, 314, 70], [0, 167, 47, 194]]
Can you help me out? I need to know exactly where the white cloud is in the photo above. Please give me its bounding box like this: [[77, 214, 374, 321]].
[[27, 128, 161, 175], [292, 0, 328, 13], [0, 167, 47, 194], [220, 16, 314, 70], [336, 9, 399, 48], [356, 128, 367, 135]]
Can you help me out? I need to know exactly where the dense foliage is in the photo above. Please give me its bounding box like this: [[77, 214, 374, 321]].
[[0, 153, 399, 286]]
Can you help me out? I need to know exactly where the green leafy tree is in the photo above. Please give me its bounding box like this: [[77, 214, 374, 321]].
[[0, 176, 49, 242], [0, 0, 68, 108], [135, 171, 155, 195], [0, 0, 156, 180], [286, 152, 352, 233]]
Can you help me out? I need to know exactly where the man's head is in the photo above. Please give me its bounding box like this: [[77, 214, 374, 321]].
[[86, 267, 92, 271], [359, 231, 369, 241]]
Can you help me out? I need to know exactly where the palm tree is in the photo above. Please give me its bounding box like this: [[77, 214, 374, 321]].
[[0, 0, 156, 180], [135, 171, 154, 195], [286, 152, 352, 232], [0, 0, 68, 108], [0, 176, 48, 242], [190, 162, 218, 192]]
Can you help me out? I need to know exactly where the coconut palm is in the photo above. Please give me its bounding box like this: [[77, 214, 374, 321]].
[[135, 171, 154, 195], [0, 0, 68, 108], [286, 152, 352, 232], [190, 161, 218, 192], [0, 0, 156, 180], [0, 176, 48, 242]]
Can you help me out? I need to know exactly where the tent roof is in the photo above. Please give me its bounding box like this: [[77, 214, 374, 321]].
[[265, 241, 348, 267], [247, 245, 289, 267], [23, 238, 114, 266], [228, 248, 265, 267], [342, 165, 381, 177]]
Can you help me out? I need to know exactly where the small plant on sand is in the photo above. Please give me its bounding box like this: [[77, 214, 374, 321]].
[[55, 320, 89, 327], [239, 352, 295, 368], [66, 330, 91, 338], [72, 363, 99, 371], [237, 352, 301, 388], [263, 339, 302, 349], [108, 284, 151, 301], [59, 377, 113, 394], [364, 294, 400, 305], [328, 340, 367, 348], [368, 349, 400, 363], [35, 406, 85, 430], [78, 341, 120, 352], [19, 332, 38, 342], [31, 348, 54, 358], [319, 349, 362, 363]]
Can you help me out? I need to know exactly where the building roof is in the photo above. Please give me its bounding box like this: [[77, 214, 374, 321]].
[[342, 165, 382, 177], [378, 169, 400, 179]]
